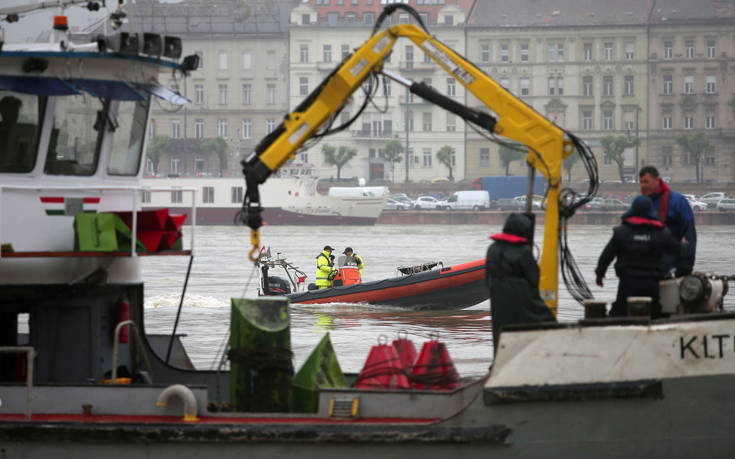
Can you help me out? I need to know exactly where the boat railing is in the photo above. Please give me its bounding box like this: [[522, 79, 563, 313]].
[[111, 320, 154, 385], [0, 346, 35, 421], [0, 184, 197, 258]]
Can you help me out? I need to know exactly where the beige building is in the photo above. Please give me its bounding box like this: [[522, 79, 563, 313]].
[[647, 0, 735, 183], [289, 0, 474, 183], [466, 0, 651, 184], [133, 0, 295, 177]]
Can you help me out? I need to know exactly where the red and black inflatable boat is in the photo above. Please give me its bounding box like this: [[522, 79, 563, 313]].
[[285, 259, 488, 310]]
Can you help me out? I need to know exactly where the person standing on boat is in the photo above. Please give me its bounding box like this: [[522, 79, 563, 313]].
[[342, 247, 364, 279], [595, 195, 687, 318], [316, 245, 338, 289], [639, 165, 696, 278], [485, 213, 556, 354]]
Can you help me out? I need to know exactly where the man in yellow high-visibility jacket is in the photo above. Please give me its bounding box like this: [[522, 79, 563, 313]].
[[343, 247, 364, 279], [315, 245, 337, 289]]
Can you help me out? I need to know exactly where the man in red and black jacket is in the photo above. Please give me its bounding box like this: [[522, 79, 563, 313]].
[[595, 195, 687, 318], [639, 165, 696, 277]]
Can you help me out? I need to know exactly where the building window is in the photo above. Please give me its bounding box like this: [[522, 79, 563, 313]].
[[685, 39, 694, 59], [231, 186, 243, 204], [363, 12, 375, 25], [624, 75, 634, 96], [171, 189, 183, 203], [663, 40, 672, 59], [624, 120, 634, 132], [406, 110, 414, 131], [267, 84, 276, 105], [422, 112, 432, 131], [444, 14, 453, 25], [299, 77, 309, 96], [604, 42, 613, 60], [500, 43, 509, 62], [684, 76, 694, 94], [142, 190, 151, 202], [149, 119, 156, 138], [217, 119, 228, 138], [171, 119, 180, 138], [663, 75, 673, 95], [195, 84, 204, 105], [481, 44, 489, 63], [405, 45, 413, 69], [662, 146, 672, 167], [345, 12, 357, 24], [241, 119, 252, 139], [422, 148, 432, 167], [705, 114, 716, 129], [446, 78, 456, 96], [242, 84, 252, 105], [520, 77, 529, 96], [480, 148, 489, 167], [500, 78, 510, 90], [265, 119, 275, 134], [300, 44, 309, 63], [195, 51, 204, 68], [707, 39, 716, 59], [583, 76, 593, 97], [383, 78, 391, 96], [547, 43, 555, 62], [218, 84, 228, 105], [323, 44, 332, 63], [194, 119, 204, 139], [557, 43, 564, 61], [266, 50, 275, 70], [582, 111, 593, 131], [705, 148, 715, 166], [327, 12, 338, 26], [624, 43, 634, 60], [302, 13, 310, 25], [547, 77, 559, 96], [242, 51, 252, 69], [603, 111, 614, 130], [603, 76, 613, 96], [446, 113, 456, 132], [218, 51, 228, 70], [583, 42, 592, 61], [341, 44, 350, 60], [662, 115, 672, 129], [520, 43, 529, 62], [201, 186, 214, 203], [684, 115, 694, 129], [705, 75, 717, 94]]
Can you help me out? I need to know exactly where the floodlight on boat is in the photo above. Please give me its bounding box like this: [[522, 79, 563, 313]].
[[96, 32, 140, 54], [142, 33, 162, 58], [180, 54, 200, 74], [163, 36, 182, 59]]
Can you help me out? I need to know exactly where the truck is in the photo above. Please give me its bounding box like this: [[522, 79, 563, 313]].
[[472, 176, 547, 200], [446, 190, 491, 210]]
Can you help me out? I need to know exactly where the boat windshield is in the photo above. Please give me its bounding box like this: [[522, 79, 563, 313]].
[[0, 90, 44, 174], [108, 99, 150, 176], [45, 94, 105, 176]]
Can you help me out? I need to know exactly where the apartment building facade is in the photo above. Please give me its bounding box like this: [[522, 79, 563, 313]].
[[647, 0, 735, 183], [289, 0, 474, 183]]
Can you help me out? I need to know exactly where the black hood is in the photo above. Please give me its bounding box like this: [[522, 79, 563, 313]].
[[502, 213, 532, 239]]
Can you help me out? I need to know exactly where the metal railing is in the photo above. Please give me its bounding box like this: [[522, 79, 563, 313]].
[[111, 319, 154, 385], [0, 346, 36, 421], [0, 184, 197, 259]]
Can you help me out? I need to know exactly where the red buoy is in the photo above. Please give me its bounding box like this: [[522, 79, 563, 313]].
[[392, 331, 417, 371], [410, 335, 459, 391], [355, 335, 410, 389]]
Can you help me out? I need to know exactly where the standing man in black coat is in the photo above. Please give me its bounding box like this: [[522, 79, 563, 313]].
[[486, 213, 556, 354], [595, 195, 686, 318]]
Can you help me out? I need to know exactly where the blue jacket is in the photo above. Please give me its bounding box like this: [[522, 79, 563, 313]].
[[649, 189, 696, 276]]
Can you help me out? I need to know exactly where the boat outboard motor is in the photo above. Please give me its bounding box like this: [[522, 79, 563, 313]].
[[265, 276, 292, 295], [660, 272, 728, 314]]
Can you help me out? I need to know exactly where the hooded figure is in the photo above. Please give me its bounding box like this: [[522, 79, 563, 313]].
[[595, 195, 686, 318], [485, 213, 556, 353]]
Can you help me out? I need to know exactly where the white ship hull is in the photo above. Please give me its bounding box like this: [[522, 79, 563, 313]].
[[141, 177, 387, 225]]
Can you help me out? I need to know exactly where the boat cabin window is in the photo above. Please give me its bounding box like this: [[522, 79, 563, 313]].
[[45, 95, 104, 176], [108, 99, 150, 176], [0, 91, 44, 174]]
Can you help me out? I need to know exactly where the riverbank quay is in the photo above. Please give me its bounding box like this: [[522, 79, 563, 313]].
[[377, 210, 735, 225]]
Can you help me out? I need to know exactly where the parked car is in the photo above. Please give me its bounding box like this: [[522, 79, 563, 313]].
[[717, 198, 735, 212], [495, 198, 525, 211], [446, 190, 491, 210], [683, 195, 707, 211], [588, 197, 605, 209], [430, 177, 450, 184], [383, 198, 411, 211], [700, 192, 728, 209], [512, 195, 544, 210], [601, 198, 627, 211], [413, 195, 446, 210], [391, 194, 414, 207]]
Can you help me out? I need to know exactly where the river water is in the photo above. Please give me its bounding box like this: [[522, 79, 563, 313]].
[[141, 224, 735, 378]]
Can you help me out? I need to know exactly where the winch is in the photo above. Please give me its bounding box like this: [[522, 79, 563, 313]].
[[660, 272, 729, 314]]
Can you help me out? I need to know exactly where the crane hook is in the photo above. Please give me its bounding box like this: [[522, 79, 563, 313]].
[[249, 229, 261, 262]]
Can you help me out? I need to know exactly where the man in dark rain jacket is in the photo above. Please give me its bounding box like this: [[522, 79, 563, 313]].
[[485, 213, 556, 353], [595, 195, 686, 318]]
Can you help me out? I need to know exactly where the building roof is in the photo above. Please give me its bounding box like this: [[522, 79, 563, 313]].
[[649, 0, 735, 24], [116, 0, 298, 37], [468, 0, 654, 27], [303, 0, 475, 24]]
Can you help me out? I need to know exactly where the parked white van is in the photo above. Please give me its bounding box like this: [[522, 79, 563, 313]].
[[446, 190, 491, 210]]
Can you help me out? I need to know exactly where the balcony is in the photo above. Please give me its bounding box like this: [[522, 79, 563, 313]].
[[350, 130, 394, 139]]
